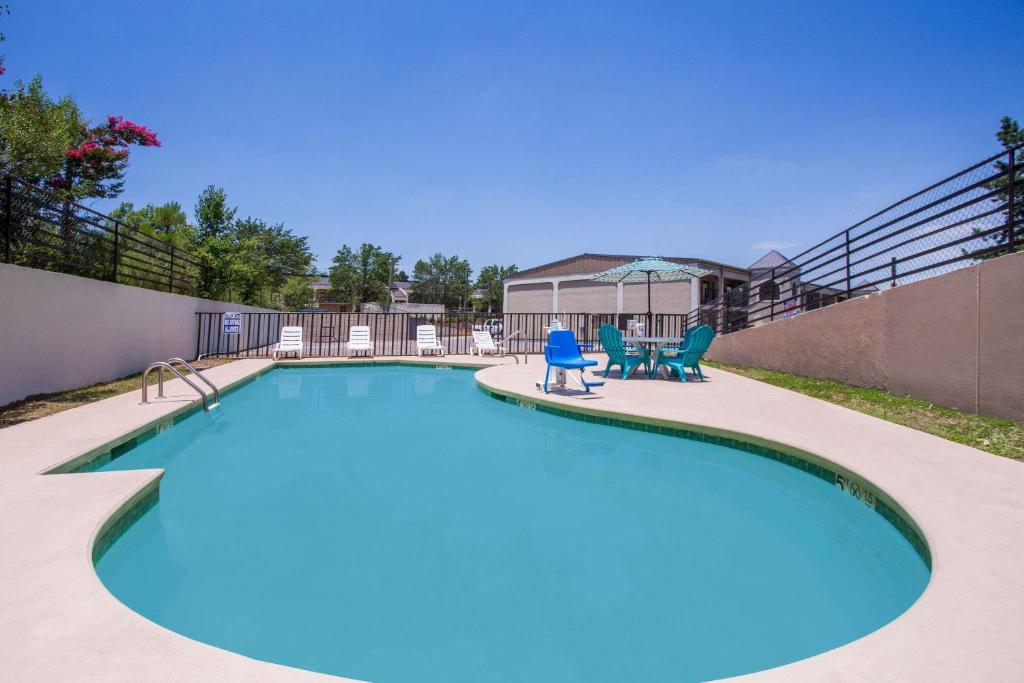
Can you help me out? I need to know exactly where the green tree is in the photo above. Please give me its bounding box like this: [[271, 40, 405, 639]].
[[972, 116, 1023, 258], [194, 185, 236, 241], [193, 186, 238, 299], [231, 217, 314, 306], [474, 264, 518, 312], [281, 275, 316, 310], [109, 201, 194, 248], [328, 243, 398, 308], [411, 252, 473, 310], [0, 76, 81, 181]]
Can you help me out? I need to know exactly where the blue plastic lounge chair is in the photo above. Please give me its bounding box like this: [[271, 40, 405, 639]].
[[543, 330, 605, 393], [598, 324, 650, 379], [653, 325, 716, 382]]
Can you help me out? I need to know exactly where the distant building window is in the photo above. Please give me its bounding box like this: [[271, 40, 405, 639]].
[[758, 282, 780, 300]]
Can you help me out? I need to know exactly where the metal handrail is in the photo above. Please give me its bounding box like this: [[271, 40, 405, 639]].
[[166, 357, 221, 405], [495, 330, 525, 364], [141, 362, 213, 412]]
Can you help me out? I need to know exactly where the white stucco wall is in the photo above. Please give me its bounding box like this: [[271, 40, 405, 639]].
[[0, 263, 274, 406]]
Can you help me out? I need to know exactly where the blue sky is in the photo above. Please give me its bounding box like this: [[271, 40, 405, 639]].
[[7, 1, 1022, 273]]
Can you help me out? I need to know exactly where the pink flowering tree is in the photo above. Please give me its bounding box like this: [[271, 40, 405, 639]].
[[49, 116, 161, 200]]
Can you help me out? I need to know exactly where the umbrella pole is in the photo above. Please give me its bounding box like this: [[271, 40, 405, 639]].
[[647, 272, 652, 334]]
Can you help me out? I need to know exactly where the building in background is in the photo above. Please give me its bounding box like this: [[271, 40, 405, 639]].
[[502, 253, 749, 314], [309, 277, 427, 312]]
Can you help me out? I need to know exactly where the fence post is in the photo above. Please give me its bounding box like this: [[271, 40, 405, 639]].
[[844, 228, 852, 298], [111, 220, 120, 282], [890, 257, 897, 287], [770, 267, 776, 321], [2, 176, 11, 263], [169, 245, 175, 292], [1008, 147, 1017, 253]]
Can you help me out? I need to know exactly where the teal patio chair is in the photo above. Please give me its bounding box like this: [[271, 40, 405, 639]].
[[653, 325, 715, 382], [598, 324, 651, 379]]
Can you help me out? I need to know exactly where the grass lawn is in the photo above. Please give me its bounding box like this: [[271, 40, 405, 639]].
[[0, 359, 235, 429], [706, 361, 1024, 461]]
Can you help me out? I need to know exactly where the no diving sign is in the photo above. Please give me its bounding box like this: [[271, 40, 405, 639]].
[[222, 312, 241, 335]]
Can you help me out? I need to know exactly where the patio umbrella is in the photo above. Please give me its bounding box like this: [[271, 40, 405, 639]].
[[591, 257, 711, 331]]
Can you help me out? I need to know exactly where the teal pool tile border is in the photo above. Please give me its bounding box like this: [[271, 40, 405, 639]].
[[91, 481, 160, 564], [479, 385, 932, 570]]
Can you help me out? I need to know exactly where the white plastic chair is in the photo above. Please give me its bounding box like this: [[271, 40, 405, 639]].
[[272, 326, 304, 359], [347, 325, 374, 357], [416, 324, 446, 356]]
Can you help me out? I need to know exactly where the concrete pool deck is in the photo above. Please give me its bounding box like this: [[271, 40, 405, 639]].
[[1, 355, 1022, 680]]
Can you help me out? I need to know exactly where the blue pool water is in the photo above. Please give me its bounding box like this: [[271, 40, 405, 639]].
[[95, 366, 928, 682]]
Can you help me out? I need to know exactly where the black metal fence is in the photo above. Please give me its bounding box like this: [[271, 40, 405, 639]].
[[196, 311, 691, 358], [685, 144, 1023, 334], [1, 176, 201, 295]]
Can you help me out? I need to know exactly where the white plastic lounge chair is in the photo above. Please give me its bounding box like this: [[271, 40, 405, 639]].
[[416, 324, 446, 356], [471, 329, 519, 356], [471, 330, 500, 356], [273, 326, 304, 360], [347, 325, 374, 357]]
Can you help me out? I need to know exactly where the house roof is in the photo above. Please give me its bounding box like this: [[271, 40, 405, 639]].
[[506, 253, 749, 281], [852, 279, 880, 292], [748, 250, 795, 271]]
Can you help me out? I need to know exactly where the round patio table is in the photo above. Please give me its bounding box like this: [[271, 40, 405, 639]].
[[622, 336, 685, 378]]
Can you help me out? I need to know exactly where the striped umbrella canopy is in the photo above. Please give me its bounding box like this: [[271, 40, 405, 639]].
[[591, 257, 712, 324]]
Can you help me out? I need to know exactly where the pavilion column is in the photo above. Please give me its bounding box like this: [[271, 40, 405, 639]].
[[552, 280, 559, 314], [616, 282, 624, 313], [689, 276, 700, 310]]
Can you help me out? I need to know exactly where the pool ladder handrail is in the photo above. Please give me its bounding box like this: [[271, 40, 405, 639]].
[[496, 330, 525, 364], [167, 358, 221, 406], [141, 359, 220, 411]]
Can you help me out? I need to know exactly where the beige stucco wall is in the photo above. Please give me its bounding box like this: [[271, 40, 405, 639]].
[[622, 280, 691, 313], [504, 282, 553, 313], [504, 278, 693, 314], [0, 263, 274, 406], [557, 280, 618, 313], [706, 250, 1024, 422]]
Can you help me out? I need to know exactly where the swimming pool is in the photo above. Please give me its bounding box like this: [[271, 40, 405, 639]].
[[94, 365, 929, 682]]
